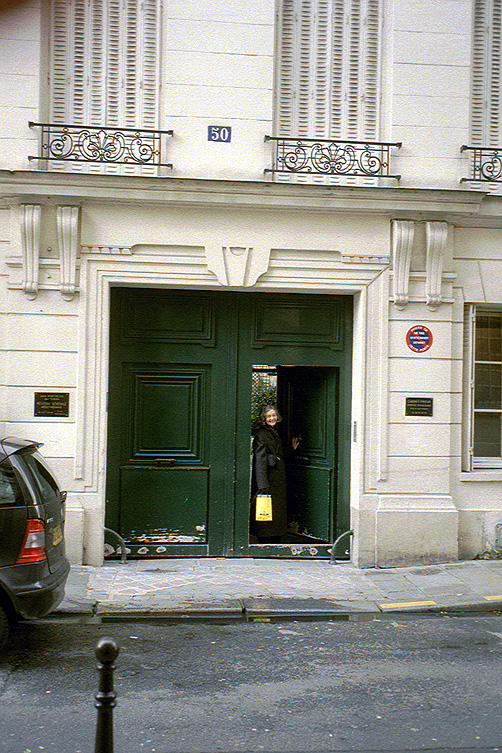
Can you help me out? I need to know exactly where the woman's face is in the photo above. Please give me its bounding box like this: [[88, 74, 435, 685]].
[[265, 409, 278, 427]]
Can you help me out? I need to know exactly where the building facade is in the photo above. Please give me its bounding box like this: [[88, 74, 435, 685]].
[[1, 0, 502, 567]]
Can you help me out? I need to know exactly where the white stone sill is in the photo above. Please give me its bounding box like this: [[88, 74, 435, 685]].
[[460, 472, 502, 482]]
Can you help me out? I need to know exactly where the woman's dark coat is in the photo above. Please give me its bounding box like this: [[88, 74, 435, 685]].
[[250, 425, 288, 539]]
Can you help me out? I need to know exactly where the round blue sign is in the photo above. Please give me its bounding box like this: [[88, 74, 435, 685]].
[[406, 325, 433, 353]]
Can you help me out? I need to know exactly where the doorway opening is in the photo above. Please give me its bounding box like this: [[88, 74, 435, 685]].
[[249, 365, 338, 546]]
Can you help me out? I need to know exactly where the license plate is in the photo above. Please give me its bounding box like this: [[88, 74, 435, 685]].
[[52, 524, 62, 547]]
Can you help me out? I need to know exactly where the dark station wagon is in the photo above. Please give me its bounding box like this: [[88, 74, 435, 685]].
[[0, 438, 70, 648]]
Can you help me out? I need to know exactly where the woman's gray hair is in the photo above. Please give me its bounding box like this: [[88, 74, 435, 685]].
[[259, 404, 282, 425]]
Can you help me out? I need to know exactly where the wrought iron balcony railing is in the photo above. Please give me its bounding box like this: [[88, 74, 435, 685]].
[[460, 145, 502, 183], [265, 136, 401, 180], [28, 122, 173, 169]]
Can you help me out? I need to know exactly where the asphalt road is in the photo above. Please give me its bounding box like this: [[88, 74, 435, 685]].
[[1, 614, 502, 753]]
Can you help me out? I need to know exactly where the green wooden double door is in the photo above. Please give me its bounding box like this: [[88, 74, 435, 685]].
[[106, 289, 352, 558]]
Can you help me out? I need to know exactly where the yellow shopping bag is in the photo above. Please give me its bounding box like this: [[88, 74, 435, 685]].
[[255, 494, 273, 522]]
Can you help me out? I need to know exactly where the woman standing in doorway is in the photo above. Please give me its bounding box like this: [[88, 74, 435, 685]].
[[250, 405, 299, 543]]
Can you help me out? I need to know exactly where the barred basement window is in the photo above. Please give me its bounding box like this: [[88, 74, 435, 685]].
[[465, 307, 502, 469]]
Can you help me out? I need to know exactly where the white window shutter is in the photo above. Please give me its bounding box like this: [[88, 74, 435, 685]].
[[50, 0, 72, 123], [329, 0, 345, 138], [275, 0, 382, 143], [298, 0, 314, 136], [346, 0, 360, 139], [472, 0, 502, 145], [472, 0, 488, 144], [489, 0, 502, 144], [49, 0, 161, 174], [275, 0, 296, 137], [361, 0, 381, 141], [313, 0, 331, 138], [135, 0, 161, 130]]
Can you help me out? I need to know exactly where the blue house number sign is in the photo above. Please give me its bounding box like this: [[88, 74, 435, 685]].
[[208, 126, 231, 143]]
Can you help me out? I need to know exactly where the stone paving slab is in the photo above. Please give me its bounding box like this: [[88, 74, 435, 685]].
[[443, 563, 502, 592], [401, 569, 476, 592], [359, 574, 428, 599]]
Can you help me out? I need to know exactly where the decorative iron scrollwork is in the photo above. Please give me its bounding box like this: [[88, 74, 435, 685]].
[[461, 145, 502, 183], [29, 122, 173, 169], [265, 137, 401, 179]]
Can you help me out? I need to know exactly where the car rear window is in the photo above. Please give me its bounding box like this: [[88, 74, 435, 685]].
[[0, 462, 24, 505], [21, 452, 61, 501]]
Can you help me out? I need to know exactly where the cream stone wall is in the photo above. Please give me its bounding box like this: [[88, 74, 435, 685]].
[[0, 1, 41, 170], [390, 0, 472, 189], [164, 0, 275, 181]]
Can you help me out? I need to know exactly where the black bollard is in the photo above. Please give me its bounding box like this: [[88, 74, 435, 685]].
[[94, 637, 120, 753]]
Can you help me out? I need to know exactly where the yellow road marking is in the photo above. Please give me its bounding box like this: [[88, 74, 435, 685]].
[[484, 595, 502, 601], [379, 600, 437, 609]]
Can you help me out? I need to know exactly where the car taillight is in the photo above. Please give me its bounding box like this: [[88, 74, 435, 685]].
[[16, 520, 46, 564]]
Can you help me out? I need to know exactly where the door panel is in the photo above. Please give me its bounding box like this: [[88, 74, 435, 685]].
[[116, 364, 211, 546], [287, 466, 332, 541], [278, 366, 338, 541], [127, 367, 209, 462], [119, 467, 209, 544], [251, 297, 343, 349], [123, 291, 216, 345]]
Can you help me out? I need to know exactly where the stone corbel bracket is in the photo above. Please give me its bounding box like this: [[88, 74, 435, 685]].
[[391, 219, 415, 309], [20, 204, 41, 299], [57, 205, 80, 300], [425, 221, 448, 310], [205, 244, 271, 287]]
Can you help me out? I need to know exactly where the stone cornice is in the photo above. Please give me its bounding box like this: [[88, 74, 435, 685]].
[[0, 169, 498, 224]]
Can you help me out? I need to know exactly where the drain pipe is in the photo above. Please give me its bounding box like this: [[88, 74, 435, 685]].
[[329, 529, 354, 565], [104, 527, 127, 564]]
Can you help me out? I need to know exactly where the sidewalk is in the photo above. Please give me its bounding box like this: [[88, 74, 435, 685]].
[[55, 557, 502, 619]]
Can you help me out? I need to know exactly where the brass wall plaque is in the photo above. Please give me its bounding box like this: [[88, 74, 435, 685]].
[[405, 397, 433, 417], [34, 392, 70, 417]]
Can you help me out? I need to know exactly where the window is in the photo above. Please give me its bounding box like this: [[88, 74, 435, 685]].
[[465, 307, 502, 469], [275, 0, 382, 141], [0, 463, 24, 506], [48, 0, 161, 173], [471, 0, 502, 145], [21, 452, 61, 502]]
